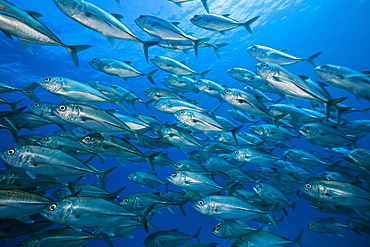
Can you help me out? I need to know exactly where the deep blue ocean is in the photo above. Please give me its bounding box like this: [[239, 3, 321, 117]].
[[1, 0, 370, 246]]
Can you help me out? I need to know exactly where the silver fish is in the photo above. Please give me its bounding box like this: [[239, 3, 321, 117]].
[[247, 44, 322, 67], [190, 14, 259, 34], [89, 57, 157, 84]]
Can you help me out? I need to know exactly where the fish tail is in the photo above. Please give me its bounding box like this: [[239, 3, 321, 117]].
[[193, 226, 202, 243], [306, 51, 322, 67], [144, 151, 162, 171], [293, 228, 303, 247], [200, 0, 210, 13], [193, 38, 209, 57], [144, 69, 158, 85], [7, 97, 26, 111], [111, 185, 126, 201], [66, 45, 92, 68], [243, 16, 260, 34], [229, 125, 244, 145], [140, 40, 159, 63], [208, 42, 228, 59], [95, 231, 114, 247], [97, 166, 118, 190], [134, 126, 152, 148], [21, 82, 40, 103], [325, 97, 347, 120], [138, 204, 156, 233], [199, 69, 211, 79]]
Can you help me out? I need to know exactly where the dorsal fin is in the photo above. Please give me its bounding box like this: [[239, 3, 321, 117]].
[[171, 21, 180, 26], [222, 14, 231, 17], [111, 13, 124, 20], [124, 61, 132, 64]]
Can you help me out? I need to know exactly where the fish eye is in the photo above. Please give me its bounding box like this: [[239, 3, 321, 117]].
[[261, 63, 268, 68], [154, 56, 158, 59], [57, 188, 62, 193], [309, 222, 315, 227], [139, 15, 144, 18], [44, 77, 51, 82], [305, 183, 312, 189], [179, 110, 185, 114], [7, 148, 15, 155], [250, 45, 257, 50], [33, 103, 40, 107], [42, 137, 49, 141], [123, 198, 129, 203], [145, 238, 151, 242], [172, 173, 177, 177], [215, 225, 221, 231], [175, 162, 181, 166], [92, 58, 97, 62], [225, 89, 230, 93], [59, 105, 66, 111], [49, 203, 57, 211], [84, 136, 91, 142], [321, 65, 328, 69], [235, 151, 240, 154], [249, 77, 255, 81], [355, 150, 363, 154], [198, 200, 204, 205]]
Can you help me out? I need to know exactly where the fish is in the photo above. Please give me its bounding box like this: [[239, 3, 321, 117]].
[[0, 1, 91, 67], [314, 64, 370, 101], [255, 62, 346, 119], [247, 44, 322, 67], [143, 227, 201, 247], [345, 148, 370, 169], [308, 217, 349, 236], [0, 189, 52, 223], [53, 0, 156, 61], [231, 224, 302, 247], [150, 55, 211, 78], [167, 170, 223, 193], [301, 180, 370, 210], [128, 171, 166, 189], [0, 81, 39, 103], [135, 15, 208, 57], [0, 145, 116, 188], [190, 14, 260, 34], [89, 57, 158, 84], [212, 221, 256, 240], [193, 79, 225, 103], [233, 148, 282, 166], [18, 227, 113, 247]]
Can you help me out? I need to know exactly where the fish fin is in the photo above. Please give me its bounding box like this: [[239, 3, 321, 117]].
[[1, 30, 12, 40], [199, 69, 211, 79], [25, 10, 43, 18], [19, 40, 33, 54], [222, 14, 231, 17], [306, 51, 322, 67], [338, 73, 370, 79], [208, 42, 228, 59], [193, 226, 202, 243], [16, 215, 34, 223], [243, 16, 260, 34], [105, 36, 116, 46], [192, 38, 209, 57], [171, 21, 180, 26], [111, 13, 124, 20], [173, 2, 182, 7], [97, 166, 118, 190], [200, 0, 210, 13], [21, 82, 40, 103], [66, 45, 92, 68], [25, 171, 36, 179], [219, 31, 226, 35], [140, 40, 159, 63], [144, 69, 158, 85]]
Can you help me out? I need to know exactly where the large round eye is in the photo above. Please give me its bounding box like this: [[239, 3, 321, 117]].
[[153, 56, 158, 59], [33, 103, 40, 107], [59, 105, 66, 111], [42, 136, 49, 141], [49, 203, 57, 211], [139, 15, 144, 19], [305, 183, 312, 189], [43, 77, 51, 82], [225, 89, 231, 93], [92, 58, 97, 62], [198, 200, 204, 205], [172, 173, 177, 178], [7, 148, 15, 155], [249, 77, 255, 81], [84, 136, 91, 142], [175, 162, 181, 166], [309, 222, 315, 227], [123, 198, 129, 203], [179, 110, 185, 114], [305, 126, 311, 129], [321, 65, 328, 69], [250, 45, 257, 50], [235, 151, 240, 154], [261, 63, 268, 68], [56, 188, 62, 193], [355, 150, 363, 154], [215, 225, 221, 231]]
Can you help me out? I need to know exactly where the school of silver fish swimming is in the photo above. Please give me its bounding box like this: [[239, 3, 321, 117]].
[[0, 0, 369, 246]]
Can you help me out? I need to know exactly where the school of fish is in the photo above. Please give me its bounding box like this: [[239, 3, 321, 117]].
[[0, 0, 369, 246]]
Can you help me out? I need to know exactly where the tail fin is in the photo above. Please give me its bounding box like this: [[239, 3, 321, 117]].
[[193, 226, 202, 243], [141, 40, 158, 63], [325, 97, 347, 120], [144, 69, 158, 85], [293, 229, 303, 247], [21, 82, 40, 103], [7, 98, 25, 111], [110, 186, 126, 201], [200, 0, 210, 13], [96, 166, 117, 190], [243, 16, 260, 34], [144, 151, 162, 171], [229, 125, 244, 146], [192, 38, 209, 57], [199, 69, 211, 79], [306, 51, 322, 67], [66, 45, 92, 68], [209, 43, 228, 59]]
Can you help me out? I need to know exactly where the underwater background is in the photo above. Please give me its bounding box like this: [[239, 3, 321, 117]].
[[0, 0, 370, 246]]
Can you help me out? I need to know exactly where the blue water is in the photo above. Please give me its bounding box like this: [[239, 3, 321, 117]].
[[0, 0, 370, 246]]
